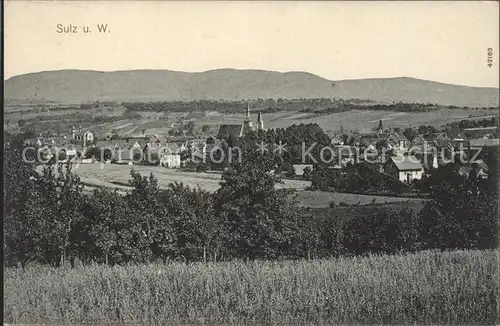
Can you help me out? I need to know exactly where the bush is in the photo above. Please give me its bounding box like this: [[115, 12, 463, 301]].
[[345, 206, 422, 255]]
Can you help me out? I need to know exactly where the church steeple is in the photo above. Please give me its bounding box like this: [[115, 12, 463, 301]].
[[257, 112, 264, 130], [242, 101, 253, 135]]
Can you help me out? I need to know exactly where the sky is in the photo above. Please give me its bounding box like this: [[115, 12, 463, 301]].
[[4, 1, 500, 88]]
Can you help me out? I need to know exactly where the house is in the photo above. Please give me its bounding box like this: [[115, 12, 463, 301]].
[[468, 138, 500, 148], [131, 140, 145, 148], [335, 145, 357, 166], [142, 141, 185, 168], [331, 134, 345, 146], [160, 153, 181, 168], [96, 139, 133, 150], [81, 157, 98, 164], [433, 138, 468, 162], [360, 134, 380, 150], [112, 148, 141, 165], [143, 143, 167, 165], [458, 160, 489, 179], [292, 164, 313, 177], [384, 155, 424, 183], [149, 134, 168, 145], [387, 133, 409, 153], [217, 124, 245, 139], [164, 142, 187, 154], [72, 128, 95, 147], [65, 145, 81, 159], [411, 134, 439, 159], [464, 126, 498, 139]]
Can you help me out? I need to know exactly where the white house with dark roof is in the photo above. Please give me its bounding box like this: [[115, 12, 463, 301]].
[[384, 155, 424, 183], [72, 128, 95, 147]]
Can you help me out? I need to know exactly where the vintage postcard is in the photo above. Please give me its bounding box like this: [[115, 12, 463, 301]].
[[3, 1, 499, 325]]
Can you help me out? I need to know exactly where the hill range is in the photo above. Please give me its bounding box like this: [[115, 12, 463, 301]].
[[4, 69, 499, 107]]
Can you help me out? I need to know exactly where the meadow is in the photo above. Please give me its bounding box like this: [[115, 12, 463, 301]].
[[291, 190, 424, 208], [70, 164, 425, 208], [4, 249, 498, 325], [70, 163, 312, 193]]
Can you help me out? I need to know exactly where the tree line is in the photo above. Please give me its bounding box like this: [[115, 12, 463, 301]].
[[121, 99, 498, 115], [4, 133, 497, 268]]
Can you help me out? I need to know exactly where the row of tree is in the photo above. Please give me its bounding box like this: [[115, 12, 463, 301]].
[[4, 133, 498, 268]]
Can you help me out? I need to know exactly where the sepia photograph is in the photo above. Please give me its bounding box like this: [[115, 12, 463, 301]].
[[3, 1, 499, 324]]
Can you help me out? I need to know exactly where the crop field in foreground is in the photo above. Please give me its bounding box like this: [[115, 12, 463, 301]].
[[4, 250, 498, 325]]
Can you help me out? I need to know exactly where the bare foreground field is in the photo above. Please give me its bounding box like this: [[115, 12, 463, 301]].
[[4, 250, 498, 325]]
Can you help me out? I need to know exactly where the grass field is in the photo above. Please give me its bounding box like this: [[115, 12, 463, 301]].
[[310, 201, 426, 223], [71, 164, 423, 207], [54, 163, 429, 208], [290, 190, 424, 208], [71, 163, 312, 193], [4, 249, 498, 325]]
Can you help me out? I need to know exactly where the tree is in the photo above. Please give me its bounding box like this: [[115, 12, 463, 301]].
[[38, 164, 85, 266], [345, 206, 422, 255], [213, 161, 312, 260], [302, 166, 312, 180], [186, 121, 195, 135], [418, 125, 429, 135], [4, 135, 40, 267], [377, 120, 383, 131], [58, 149, 67, 162], [403, 128, 417, 142], [102, 148, 112, 161], [419, 163, 498, 250], [125, 171, 167, 263], [83, 146, 99, 159], [202, 124, 211, 133], [84, 188, 134, 265]]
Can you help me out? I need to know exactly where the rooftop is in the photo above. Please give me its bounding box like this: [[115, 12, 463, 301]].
[[469, 138, 499, 147], [217, 124, 243, 139], [389, 155, 424, 171]]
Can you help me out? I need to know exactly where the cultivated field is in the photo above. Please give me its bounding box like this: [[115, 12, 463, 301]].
[[262, 108, 498, 134], [4, 249, 497, 325], [5, 105, 497, 138]]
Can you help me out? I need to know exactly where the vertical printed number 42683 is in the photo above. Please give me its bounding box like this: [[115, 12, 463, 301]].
[[487, 48, 493, 67]]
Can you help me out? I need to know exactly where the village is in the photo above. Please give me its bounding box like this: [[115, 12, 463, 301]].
[[24, 102, 498, 194]]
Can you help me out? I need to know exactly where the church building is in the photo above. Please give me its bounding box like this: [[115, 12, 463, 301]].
[[217, 103, 264, 139]]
